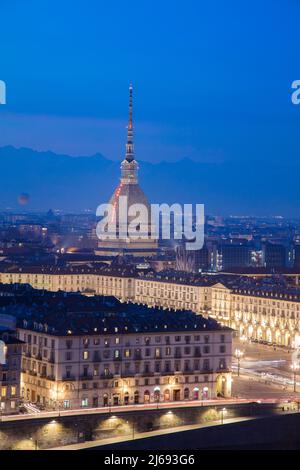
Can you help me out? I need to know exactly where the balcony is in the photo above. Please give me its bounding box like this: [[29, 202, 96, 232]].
[[121, 372, 135, 378], [62, 375, 76, 381], [113, 357, 122, 362], [133, 354, 142, 361], [47, 375, 55, 381], [100, 373, 113, 379], [216, 367, 230, 373], [80, 374, 93, 380]]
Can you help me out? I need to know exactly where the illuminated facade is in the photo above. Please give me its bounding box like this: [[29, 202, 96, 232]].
[[1, 264, 300, 348], [17, 310, 232, 409], [96, 85, 158, 257], [0, 326, 23, 413], [211, 283, 300, 348]]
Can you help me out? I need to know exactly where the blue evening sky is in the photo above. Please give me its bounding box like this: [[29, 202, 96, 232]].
[[0, 0, 300, 164]]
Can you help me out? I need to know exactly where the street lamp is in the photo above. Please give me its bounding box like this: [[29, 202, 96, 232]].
[[240, 335, 247, 345], [154, 386, 160, 409], [30, 437, 38, 450], [220, 407, 227, 425], [291, 362, 299, 393], [234, 349, 244, 377]]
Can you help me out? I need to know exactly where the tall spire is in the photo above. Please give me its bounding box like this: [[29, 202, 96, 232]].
[[125, 83, 134, 162]]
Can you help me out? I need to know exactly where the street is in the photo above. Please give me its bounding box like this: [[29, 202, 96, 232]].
[[232, 338, 300, 399]]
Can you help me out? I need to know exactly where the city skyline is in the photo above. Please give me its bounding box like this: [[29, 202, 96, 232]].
[[1, 0, 300, 454]]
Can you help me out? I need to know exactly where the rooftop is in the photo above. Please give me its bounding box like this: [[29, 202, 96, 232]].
[[0, 284, 229, 336], [0, 262, 139, 277]]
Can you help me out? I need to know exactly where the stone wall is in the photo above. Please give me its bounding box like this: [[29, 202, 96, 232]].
[[0, 402, 293, 450]]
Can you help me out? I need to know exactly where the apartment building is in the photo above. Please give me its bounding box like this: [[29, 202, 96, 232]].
[[211, 282, 300, 348], [1, 263, 300, 349], [16, 301, 232, 410], [0, 265, 136, 301], [0, 316, 23, 414], [134, 273, 213, 312]]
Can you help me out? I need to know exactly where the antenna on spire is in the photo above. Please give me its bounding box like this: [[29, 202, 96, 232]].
[[125, 83, 134, 162]]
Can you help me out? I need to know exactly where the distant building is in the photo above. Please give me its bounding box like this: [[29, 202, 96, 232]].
[[262, 241, 287, 268], [211, 280, 300, 348], [96, 86, 158, 258], [294, 244, 300, 268], [213, 241, 252, 271], [175, 243, 210, 273]]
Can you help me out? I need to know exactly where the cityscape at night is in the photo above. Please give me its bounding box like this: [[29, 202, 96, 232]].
[[1, 0, 300, 460]]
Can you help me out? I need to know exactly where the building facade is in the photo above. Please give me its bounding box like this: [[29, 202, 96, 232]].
[[0, 321, 23, 414], [17, 310, 232, 410], [1, 263, 300, 349], [211, 282, 300, 348]]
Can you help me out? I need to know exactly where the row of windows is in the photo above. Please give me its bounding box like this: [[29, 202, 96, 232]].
[[23, 333, 55, 349], [137, 281, 199, 292], [63, 357, 227, 379], [78, 344, 226, 361], [77, 334, 223, 349], [233, 296, 300, 308], [1, 385, 16, 398]]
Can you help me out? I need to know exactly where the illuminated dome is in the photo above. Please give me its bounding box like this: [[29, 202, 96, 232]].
[[96, 85, 158, 257]]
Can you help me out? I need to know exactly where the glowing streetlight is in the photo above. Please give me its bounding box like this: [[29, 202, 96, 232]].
[[220, 407, 227, 425], [154, 386, 160, 409], [240, 335, 247, 345], [234, 349, 244, 377], [291, 362, 299, 393]]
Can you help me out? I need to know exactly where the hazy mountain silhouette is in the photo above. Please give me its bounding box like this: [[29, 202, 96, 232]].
[[0, 146, 298, 216]]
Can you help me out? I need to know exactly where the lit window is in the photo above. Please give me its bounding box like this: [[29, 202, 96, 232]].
[[83, 351, 89, 360], [81, 398, 88, 407]]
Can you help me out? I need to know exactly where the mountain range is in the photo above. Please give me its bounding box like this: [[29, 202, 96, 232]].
[[0, 146, 298, 216]]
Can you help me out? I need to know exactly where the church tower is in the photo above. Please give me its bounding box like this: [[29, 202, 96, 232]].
[[96, 85, 158, 258]]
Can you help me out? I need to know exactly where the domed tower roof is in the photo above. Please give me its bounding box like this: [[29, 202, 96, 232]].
[[97, 85, 158, 257]]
